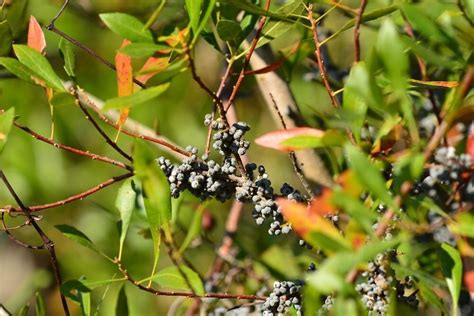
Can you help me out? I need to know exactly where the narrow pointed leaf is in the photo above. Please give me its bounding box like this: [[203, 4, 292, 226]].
[[55, 224, 100, 254], [103, 83, 170, 110], [255, 127, 325, 152], [439, 243, 462, 315], [59, 38, 75, 77], [152, 266, 204, 295], [99, 13, 153, 43], [116, 178, 137, 258], [0, 57, 37, 83], [13, 45, 65, 91], [0, 21, 12, 56], [115, 285, 129, 316]]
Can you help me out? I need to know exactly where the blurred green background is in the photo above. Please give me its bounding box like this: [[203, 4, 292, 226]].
[[0, 0, 386, 314]]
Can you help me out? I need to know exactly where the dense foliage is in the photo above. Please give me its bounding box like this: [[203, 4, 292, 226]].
[[0, 0, 473, 315]]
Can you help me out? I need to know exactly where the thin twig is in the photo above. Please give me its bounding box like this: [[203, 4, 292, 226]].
[[1, 212, 45, 249], [46, 0, 146, 88], [353, 0, 367, 63], [115, 258, 265, 300], [0, 171, 71, 316], [75, 88, 190, 157], [13, 122, 132, 171], [205, 60, 235, 155], [72, 90, 132, 161], [307, 4, 340, 108], [224, 0, 272, 113], [2, 172, 133, 213], [269, 93, 314, 198]]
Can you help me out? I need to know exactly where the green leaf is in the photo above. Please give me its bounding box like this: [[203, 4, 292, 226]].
[[256, 0, 304, 48], [449, 212, 474, 238], [118, 43, 171, 58], [152, 266, 204, 295], [115, 285, 129, 316], [61, 280, 91, 316], [439, 243, 462, 315], [13, 45, 65, 91], [376, 20, 407, 90], [55, 224, 100, 254], [0, 20, 12, 56], [321, 5, 398, 46], [35, 292, 46, 316], [343, 63, 372, 141], [221, 0, 293, 22], [99, 13, 153, 43], [82, 277, 126, 289], [280, 130, 346, 149], [133, 140, 171, 277], [191, 0, 216, 46], [0, 57, 38, 83], [185, 0, 202, 34], [58, 38, 75, 77], [18, 304, 29, 316], [116, 178, 137, 259], [50, 92, 76, 107], [103, 83, 170, 110], [0, 107, 15, 154], [4, 0, 27, 37], [331, 191, 378, 234], [216, 19, 243, 44], [392, 263, 447, 289], [179, 202, 206, 254], [345, 145, 395, 209], [308, 237, 401, 293]]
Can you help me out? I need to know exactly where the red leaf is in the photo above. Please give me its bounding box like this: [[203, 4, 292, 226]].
[[27, 16, 46, 53], [136, 57, 169, 84], [115, 40, 133, 130], [255, 127, 324, 152], [244, 58, 285, 75], [467, 127, 474, 165]]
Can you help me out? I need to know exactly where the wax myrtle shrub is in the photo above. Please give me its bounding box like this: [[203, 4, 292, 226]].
[[0, 0, 473, 315]]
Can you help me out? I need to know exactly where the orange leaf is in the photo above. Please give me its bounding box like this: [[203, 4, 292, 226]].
[[27, 16, 46, 54], [136, 57, 169, 84], [465, 265, 474, 294], [115, 40, 133, 131], [309, 188, 336, 216], [255, 127, 324, 152], [277, 198, 343, 242], [467, 127, 474, 165]]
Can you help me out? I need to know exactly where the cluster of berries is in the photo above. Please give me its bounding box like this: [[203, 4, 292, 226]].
[[158, 114, 307, 235], [205, 114, 251, 156], [262, 281, 303, 316], [355, 254, 392, 315]]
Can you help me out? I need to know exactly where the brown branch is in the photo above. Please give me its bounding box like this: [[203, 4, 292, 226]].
[[205, 61, 235, 155], [2, 172, 133, 213], [186, 49, 226, 113], [224, 0, 272, 113], [13, 121, 132, 171], [115, 258, 266, 301], [307, 4, 340, 108], [73, 91, 132, 161], [0, 171, 71, 316], [75, 88, 191, 158], [353, 0, 368, 63], [1, 212, 45, 249]]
